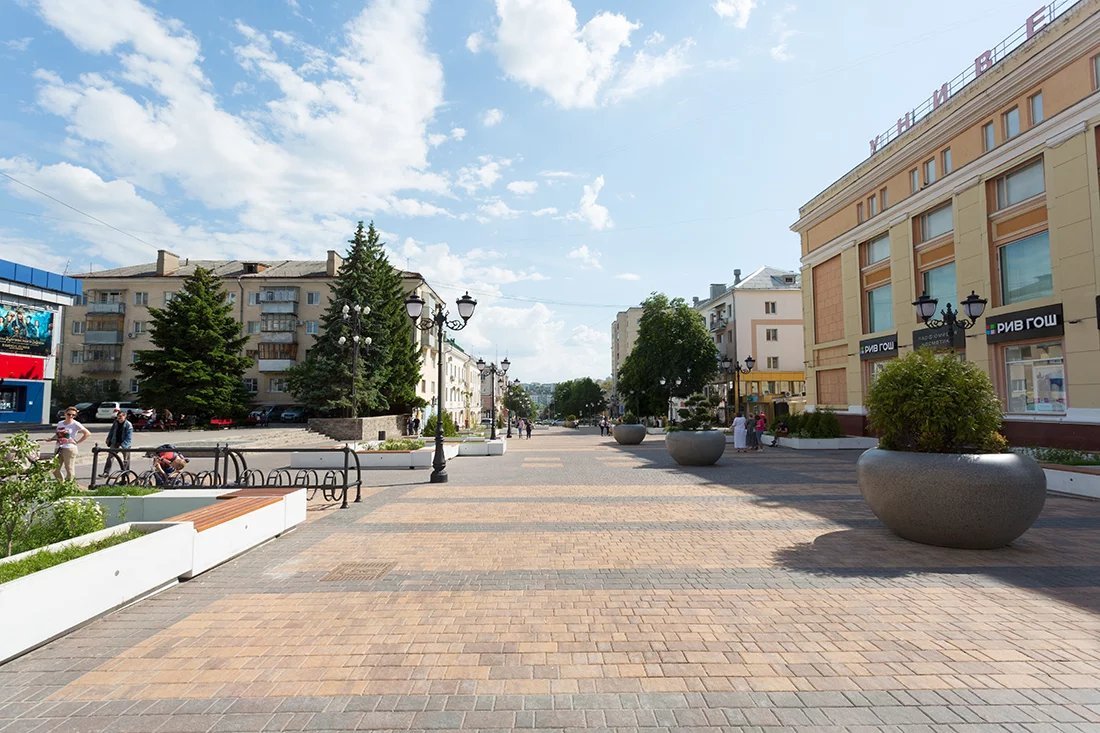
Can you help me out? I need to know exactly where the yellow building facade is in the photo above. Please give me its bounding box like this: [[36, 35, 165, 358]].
[[792, 0, 1100, 449]]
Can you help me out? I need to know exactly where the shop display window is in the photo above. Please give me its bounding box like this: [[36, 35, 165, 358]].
[[1003, 341, 1065, 413]]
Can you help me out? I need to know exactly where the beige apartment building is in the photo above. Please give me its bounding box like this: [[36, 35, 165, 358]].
[[792, 0, 1100, 448], [60, 249, 461, 417], [610, 306, 643, 411]]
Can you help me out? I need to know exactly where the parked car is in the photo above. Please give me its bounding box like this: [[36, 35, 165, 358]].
[[95, 401, 140, 421], [246, 405, 283, 426], [280, 406, 310, 423], [56, 402, 97, 422]]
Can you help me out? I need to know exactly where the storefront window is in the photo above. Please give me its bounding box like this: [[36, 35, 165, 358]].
[[867, 359, 891, 386], [867, 284, 893, 333], [1004, 341, 1065, 413], [1000, 231, 1053, 304]]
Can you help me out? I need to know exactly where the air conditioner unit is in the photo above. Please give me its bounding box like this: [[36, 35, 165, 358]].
[[127, 332, 137, 338]]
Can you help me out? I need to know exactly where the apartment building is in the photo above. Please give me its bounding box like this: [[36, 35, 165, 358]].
[[693, 267, 806, 419], [60, 249, 451, 413], [610, 306, 643, 405], [792, 0, 1100, 448]]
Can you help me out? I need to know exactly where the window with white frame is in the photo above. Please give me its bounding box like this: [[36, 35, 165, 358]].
[[868, 194, 878, 217], [70, 350, 83, 364], [134, 291, 148, 306], [922, 157, 936, 185], [766, 356, 779, 369], [995, 158, 1044, 210], [765, 328, 778, 341], [942, 148, 952, 175], [269, 377, 289, 393], [132, 320, 145, 334], [307, 291, 321, 305], [1029, 92, 1043, 125], [1003, 107, 1020, 139], [764, 301, 777, 314], [305, 320, 318, 334], [865, 233, 890, 265], [879, 187, 888, 210], [226, 292, 237, 304], [163, 291, 177, 304], [982, 122, 995, 152], [246, 321, 261, 334], [130, 379, 140, 394], [71, 321, 85, 335], [909, 168, 919, 194], [918, 203, 953, 242], [1004, 341, 1065, 413], [242, 378, 258, 393], [247, 292, 260, 306], [1094, 54, 1100, 90]]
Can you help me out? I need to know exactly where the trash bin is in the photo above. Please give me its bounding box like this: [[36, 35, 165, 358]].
[[378, 430, 386, 441]]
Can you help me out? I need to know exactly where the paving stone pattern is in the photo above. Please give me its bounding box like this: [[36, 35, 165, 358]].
[[2, 429, 1100, 731]]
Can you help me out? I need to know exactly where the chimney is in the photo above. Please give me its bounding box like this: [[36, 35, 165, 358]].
[[326, 250, 343, 277], [692, 296, 700, 306], [156, 250, 179, 276], [733, 269, 742, 285], [709, 283, 726, 300]]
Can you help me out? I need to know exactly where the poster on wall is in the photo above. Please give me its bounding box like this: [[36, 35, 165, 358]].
[[0, 304, 54, 357]]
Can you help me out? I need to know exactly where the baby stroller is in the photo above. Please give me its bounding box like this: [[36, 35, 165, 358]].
[[149, 443, 188, 486]]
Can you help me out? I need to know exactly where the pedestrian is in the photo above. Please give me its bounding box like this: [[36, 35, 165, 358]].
[[102, 409, 133, 476], [732, 412, 748, 452], [755, 412, 768, 451], [412, 416, 421, 435], [53, 406, 91, 483], [525, 419, 533, 440]]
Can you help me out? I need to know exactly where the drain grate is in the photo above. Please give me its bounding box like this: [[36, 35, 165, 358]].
[[321, 561, 395, 581]]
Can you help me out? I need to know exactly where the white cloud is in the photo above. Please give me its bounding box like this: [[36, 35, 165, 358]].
[[540, 169, 578, 179], [465, 31, 485, 53], [607, 38, 694, 103], [476, 199, 521, 221], [614, 272, 640, 281], [532, 207, 558, 216], [456, 155, 511, 193], [450, 127, 467, 141], [567, 244, 602, 270], [568, 175, 612, 230], [712, 0, 756, 28], [3, 37, 33, 52], [506, 180, 538, 195], [770, 5, 798, 62], [488, 0, 688, 109], [644, 32, 664, 47], [481, 107, 504, 127]]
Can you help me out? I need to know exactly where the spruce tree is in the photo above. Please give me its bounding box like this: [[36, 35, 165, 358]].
[[134, 267, 252, 419]]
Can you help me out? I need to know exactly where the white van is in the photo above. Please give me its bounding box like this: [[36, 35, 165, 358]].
[[95, 401, 140, 421]]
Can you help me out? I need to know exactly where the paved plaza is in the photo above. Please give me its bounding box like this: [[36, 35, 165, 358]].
[[2, 428, 1100, 732]]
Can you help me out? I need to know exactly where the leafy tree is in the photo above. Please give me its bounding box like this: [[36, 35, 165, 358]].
[[503, 382, 535, 419], [289, 221, 423, 416], [551, 378, 607, 419], [0, 433, 70, 557], [617, 293, 718, 419], [422, 410, 459, 437], [52, 377, 121, 407], [134, 267, 252, 419]]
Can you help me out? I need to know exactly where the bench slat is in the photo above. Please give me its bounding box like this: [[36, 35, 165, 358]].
[[217, 488, 301, 499], [167, 497, 281, 532]]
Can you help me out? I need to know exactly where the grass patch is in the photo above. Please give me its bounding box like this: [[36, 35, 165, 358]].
[[0, 529, 146, 585], [1029, 447, 1100, 466], [78, 486, 160, 497], [373, 439, 425, 451]]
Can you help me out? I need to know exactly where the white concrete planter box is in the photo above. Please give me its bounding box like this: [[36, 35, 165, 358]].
[[1044, 468, 1100, 499], [92, 490, 227, 527], [777, 436, 879, 450], [0, 522, 194, 663], [487, 439, 506, 456], [289, 451, 364, 470], [457, 440, 505, 456], [279, 488, 308, 529], [184, 500, 286, 579]]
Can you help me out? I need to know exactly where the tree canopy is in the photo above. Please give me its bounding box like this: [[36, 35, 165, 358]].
[[133, 266, 252, 419], [550, 377, 607, 419], [616, 292, 718, 419], [503, 382, 535, 419], [288, 221, 423, 416]]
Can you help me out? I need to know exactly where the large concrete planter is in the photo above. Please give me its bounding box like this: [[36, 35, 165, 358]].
[[612, 424, 646, 445], [665, 430, 726, 466], [857, 448, 1046, 549]]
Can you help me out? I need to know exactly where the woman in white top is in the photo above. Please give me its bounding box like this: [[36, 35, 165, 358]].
[[732, 413, 748, 452], [54, 406, 91, 483]]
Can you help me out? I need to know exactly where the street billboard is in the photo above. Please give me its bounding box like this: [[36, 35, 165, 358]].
[[0, 304, 54, 357]]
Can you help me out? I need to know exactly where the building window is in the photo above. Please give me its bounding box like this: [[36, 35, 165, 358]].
[[868, 194, 878, 217], [70, 350, 83, 364], [918, 203, 953, 242], [1004, 341, 1065, 413], [269, 378, 289, 393], [305, 320, 318, 334], [1003, 107, 1020, 139], [1000, 231, 1053, 304], [1094, 54, 1100, 89], [765, 328, 778, 341], [258, 342, 298, 360], [247, 292, 259, 306], [909, 169, 919, 194], [71, 321, 85, 335], [995, 159, 1044, 210], [132, 321, 145, 334], [857, 201, 864, 223], [942, 148, 952, 175], [246, 349, 258, 360], [261, 314, 298, 332], [133, 292, 148, 306], [764, 301, 777, 314], [865, 233, 890, 265], [127, 379, 139, 394], [867, 359, 891, 387], [307, 291, 321, 305], [879, 187, 888, 210], [246, 321, 261, 334], [226, 292, 237, 305], [766, 356, 779, 369], [867, 284, 893, 333], [1029, 92, 1043, 125], [922, 262, 957, 309], [982, 122, 995, 151], [163, 292, 176, 304], [242, 378, 258, 394], [922, 157, 936, 186]]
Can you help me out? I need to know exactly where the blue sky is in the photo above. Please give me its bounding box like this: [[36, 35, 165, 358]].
[[0, 0, 1061, 381]]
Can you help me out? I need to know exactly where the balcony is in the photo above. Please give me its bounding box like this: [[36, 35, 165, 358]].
[[259, 331, 297, 344], [259, 301, 298, 315], [85, 330, 124, 344], [257, 359, 296, 372], [87, 302, 125, 314], [83, 359, 122, 374]]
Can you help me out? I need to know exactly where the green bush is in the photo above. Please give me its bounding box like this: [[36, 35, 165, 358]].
[[1027, 447, 1100, 466], [376, 438, 425, 451], [0, 529, 143, 585], [566, 414, 577, 423], [421, 411, 459, 438], [672, 393, 721, 431], [621, 413, 640, 425], [866, 349, 1006, 453], [14, 498, 106, 555], [781, 409, 842, 439], [1, 432, 74, 557]]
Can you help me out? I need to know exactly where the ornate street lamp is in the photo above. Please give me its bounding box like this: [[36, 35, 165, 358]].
[[405, 290, 477, 483], [336, 303, 372, 418], [476, 357, 509, 440], [913, 290, 987, 346], [659, 376, 682, 424], [719, 356, 754, 418]]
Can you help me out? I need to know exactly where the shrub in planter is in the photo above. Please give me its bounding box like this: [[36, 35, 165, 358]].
[[1, 433, 76, 558], [858, 349, 1044, 549], [787, 409, 842, 439], [665, 394, 725, 466], [376, 439, 426, 451], [612, 412, 646, 445], [421, 412, 459, 438]]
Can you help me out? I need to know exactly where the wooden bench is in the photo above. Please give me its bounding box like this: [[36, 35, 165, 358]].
[[216, 488, 301, 499], [167, 497, 281, 532]]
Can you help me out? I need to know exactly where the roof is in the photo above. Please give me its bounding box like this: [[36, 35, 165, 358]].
[[75, 258, 416, 281], [733, 266, 801, 290]]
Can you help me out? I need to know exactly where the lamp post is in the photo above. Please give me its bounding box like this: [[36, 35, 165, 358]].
[[405, 290, 478, 483], [336, 303, 372, 418], [504, 378, 522, 438], [658, 376, 682, 425], [477, 357, 509, 440], [913, 290, 987, 346], [720, 355, 755, 418]]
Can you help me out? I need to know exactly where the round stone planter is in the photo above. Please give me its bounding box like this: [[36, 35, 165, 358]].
[[856, 448, 1046, 549], [665, 430, 726, 466], [612, 424, 646, 445]]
